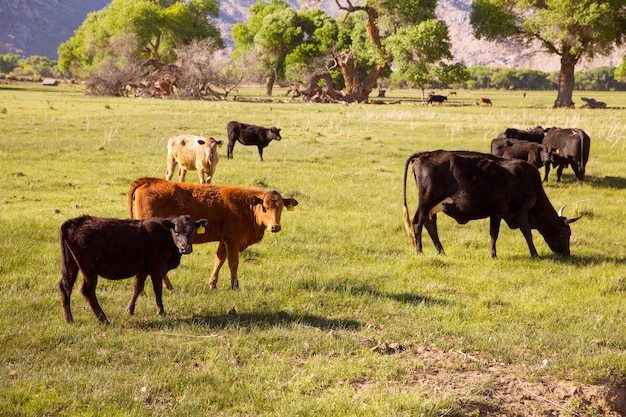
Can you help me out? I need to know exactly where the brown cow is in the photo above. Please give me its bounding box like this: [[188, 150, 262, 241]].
[[479, 97, 493, 106], [128, 177, 298, 290]]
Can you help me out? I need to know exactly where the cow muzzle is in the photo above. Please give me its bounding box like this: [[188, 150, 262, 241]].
[[269, 225, 282, 233], [179, 245, 193, 254]]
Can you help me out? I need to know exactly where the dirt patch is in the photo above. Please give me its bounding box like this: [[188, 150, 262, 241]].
[[369, 343, 626, 416]]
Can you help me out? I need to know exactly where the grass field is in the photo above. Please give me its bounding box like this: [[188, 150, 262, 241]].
[[0, 83, 625, 416]]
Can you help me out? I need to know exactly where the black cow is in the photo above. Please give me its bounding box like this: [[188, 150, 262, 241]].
[[542, 127, 591, 184], [490, 137, 551, 169], [428, 95, 447, 105], [496, 126, 546, 143], [226, 121, 282, 161], [402, 150, 580, 258], [59, 215, 207, 323]]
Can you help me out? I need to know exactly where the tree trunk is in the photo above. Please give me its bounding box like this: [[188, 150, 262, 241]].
[[553, 50, 578, 108], [265, 72, 275, 96], [336, 50, 386, 103]]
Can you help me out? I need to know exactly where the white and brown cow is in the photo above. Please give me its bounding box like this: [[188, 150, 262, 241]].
[[166, 134, 223, 184]]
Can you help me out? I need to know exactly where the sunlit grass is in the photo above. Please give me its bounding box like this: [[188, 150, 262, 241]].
[[0, 83, 624, 416]]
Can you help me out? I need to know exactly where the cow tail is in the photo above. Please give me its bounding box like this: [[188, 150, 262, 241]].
[[59, 222, 77, 291], [403, 153, 421, 247], [127, 178, 150, 219]]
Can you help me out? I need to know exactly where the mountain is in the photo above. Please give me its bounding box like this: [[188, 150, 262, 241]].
[[0, 0, 622, 71]]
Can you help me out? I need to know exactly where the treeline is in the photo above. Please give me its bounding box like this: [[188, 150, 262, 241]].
[[1, 52, 625, 92], [0, 54, 61, 81], [394, 66, 626, 91]]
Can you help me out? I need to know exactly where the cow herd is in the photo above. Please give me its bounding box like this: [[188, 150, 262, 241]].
[[59, 118, 589, 323]]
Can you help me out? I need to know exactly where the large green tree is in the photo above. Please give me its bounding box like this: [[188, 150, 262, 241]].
[[387, 20, 468, 100], [470, 0, 626, 108], [232, 0, 305, 95], [58, 0, 222, 78], [332, 0, 437, 102]]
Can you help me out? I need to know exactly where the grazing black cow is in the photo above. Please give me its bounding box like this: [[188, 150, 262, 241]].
[[59, 215, 207, 323], [490, 137, 551, 169], [226, 121, 281, 161], [402, 150, 580, 258], [497, 126, 546, 143], [542, 128, 591, 184], [428, 95, 447, 105]]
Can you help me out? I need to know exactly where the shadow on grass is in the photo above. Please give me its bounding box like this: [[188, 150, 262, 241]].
[[135, 311, 362, 331], [588, 175, 626, 189]]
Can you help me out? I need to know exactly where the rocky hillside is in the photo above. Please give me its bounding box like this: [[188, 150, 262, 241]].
[[0, 0, 621, 71]]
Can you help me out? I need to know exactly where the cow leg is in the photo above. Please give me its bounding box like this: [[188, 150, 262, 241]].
[[515, 214, 539, 258], [543, 162, 551, 182], [489, 216, 501, 258], [198, 169, 206, 184], [227, 140, 235, 159], [80, 273, 109, 324], [257, 146, 264, 161], [59, 255, 79, 324], [411, 211, 424, 253], [209, 241, 227, 289], [423, 214, 445, 254], [165, 158, 176, 181], [179, 168, 187, 182], [226, 244, 240, 290], [126, 274, 147, 315], [162, 274, 174, 290], [556, 164, 565, 182], [150, 274, 165, 316], [569, 161, 584, 183]]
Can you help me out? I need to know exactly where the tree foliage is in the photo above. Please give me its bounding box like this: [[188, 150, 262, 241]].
[[470, 0, 626, 107], [58, 0, 222, 78]]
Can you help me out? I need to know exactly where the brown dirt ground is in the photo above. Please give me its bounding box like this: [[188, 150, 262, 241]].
[[367, 342, 626, 416]]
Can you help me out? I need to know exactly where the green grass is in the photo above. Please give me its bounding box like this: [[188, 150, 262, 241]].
[[0, 83, 625, 416]]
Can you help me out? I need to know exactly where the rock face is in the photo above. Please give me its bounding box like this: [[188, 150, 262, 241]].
[[0, 0, 622, 70], [0, 0, 108, 57]]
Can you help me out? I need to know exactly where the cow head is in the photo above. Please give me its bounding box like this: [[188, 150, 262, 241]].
[[248, 191, 298, 233], [269, 127, 282, 141], [198, 138, 223, 160], [161, 215, 208, 254], [541, 205, 581, 257]]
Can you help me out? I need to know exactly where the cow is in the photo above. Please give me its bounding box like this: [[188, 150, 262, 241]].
[[128, 177, 298, 290], [402, 150, 581, 259], [165, 134, 223, 184], [490, 137, 551, 169], [542, 128, 591, 184], [226, 121, 282, 161], [428, 95, 447, 105], [497, 126, 546, 143], [59, 215, 207, 324], [479, 97, 493, 106]]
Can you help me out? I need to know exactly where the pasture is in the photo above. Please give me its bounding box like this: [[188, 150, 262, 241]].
[[0, 84, 625, 416]]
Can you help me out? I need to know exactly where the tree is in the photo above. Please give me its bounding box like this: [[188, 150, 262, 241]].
[[232, 0, 304, 95], [470, 0, 626, 108], [331, 0, 454, 103], [387, 20, 468, 100], [58, 0, 222, 79]]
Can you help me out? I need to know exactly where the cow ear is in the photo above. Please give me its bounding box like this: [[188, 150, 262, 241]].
[[160, 219, 175, 230], [216, 140, 224, 146], [247, 196, 263, 206], [195, 219, 208, 228], [284, 198, 298, 211]]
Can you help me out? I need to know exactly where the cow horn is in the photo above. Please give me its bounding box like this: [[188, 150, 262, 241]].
[[558, 204, 582, 224]]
